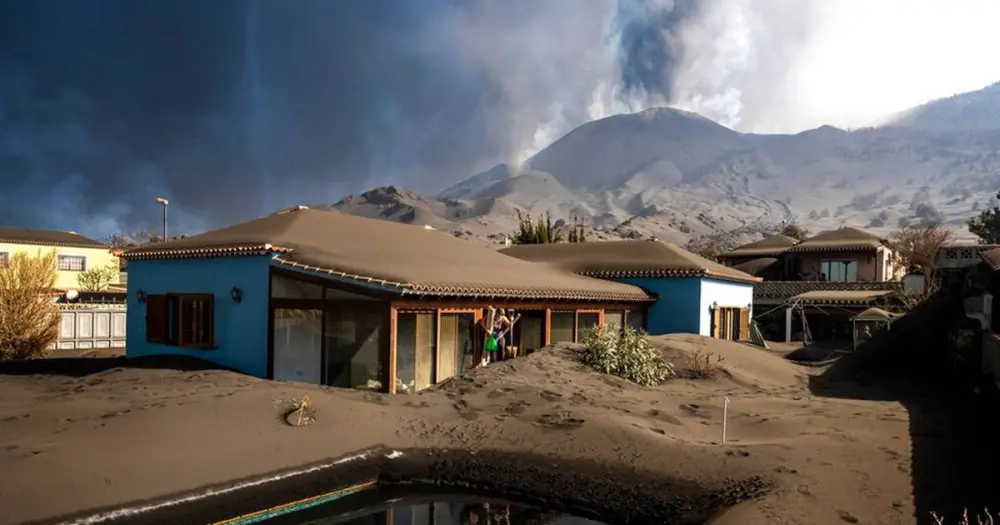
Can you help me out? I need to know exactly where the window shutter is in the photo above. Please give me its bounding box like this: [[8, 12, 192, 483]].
[[739, 308, 750, 341], [711, 308, 721, 338], [146, 295, 167, 342]]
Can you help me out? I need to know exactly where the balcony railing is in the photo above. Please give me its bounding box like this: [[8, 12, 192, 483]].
[[754, 281, 901, 303], [936, 244, 1000, 270]]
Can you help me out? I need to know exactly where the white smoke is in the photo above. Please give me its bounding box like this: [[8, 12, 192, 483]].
[[495, 0, 1000, 165]]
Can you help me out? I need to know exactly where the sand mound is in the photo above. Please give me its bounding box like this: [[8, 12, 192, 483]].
[[651, 334, 807, 391], [0, 342, 936, 525]]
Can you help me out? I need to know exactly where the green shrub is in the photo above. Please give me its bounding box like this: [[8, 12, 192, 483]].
[[577, 325, 675, 386]]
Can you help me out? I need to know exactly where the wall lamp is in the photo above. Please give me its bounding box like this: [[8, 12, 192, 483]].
[[136, 290, 148, 304], [230, 286, 242, 303]]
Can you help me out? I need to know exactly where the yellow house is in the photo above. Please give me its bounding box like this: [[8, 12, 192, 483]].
[[0, 227, 120, 291]]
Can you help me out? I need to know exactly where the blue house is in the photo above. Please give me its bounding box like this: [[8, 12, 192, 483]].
[[500, 240, 761, 340], [120, 206, 654, 393]]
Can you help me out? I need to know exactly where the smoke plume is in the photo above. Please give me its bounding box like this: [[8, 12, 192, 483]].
[[1, 0, 997, 236]]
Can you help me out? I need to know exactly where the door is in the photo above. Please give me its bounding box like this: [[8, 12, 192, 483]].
[[272, 309, 323, 384], [714, 307, 743, 341]]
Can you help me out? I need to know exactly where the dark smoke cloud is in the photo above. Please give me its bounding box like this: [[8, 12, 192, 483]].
[[0, 0, 706, 237], [615, 0, 702, 103]]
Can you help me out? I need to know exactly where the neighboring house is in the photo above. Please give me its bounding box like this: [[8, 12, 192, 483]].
[[782, 227, 902, 283], [948, 245, 1000, 389], [717, 234, 798, 280], [720, 227, 905, 343], [500, 240, 761, 341], [121, 206, 653, 393], [0, 227, 119, 291]]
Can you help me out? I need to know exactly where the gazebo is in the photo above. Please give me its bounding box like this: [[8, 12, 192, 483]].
[[852, 307, 900, 351]]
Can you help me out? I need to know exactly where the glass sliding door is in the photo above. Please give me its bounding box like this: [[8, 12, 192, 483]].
[[626, 310, 646, 332], [396, 312, 436, 394], [272, 309, 323, 384], [550, 312, 575, 343], [576, 312, 600, 341], [324, 310, 384, 391], [605, 310, 625, 333], [438, 312, 476, 382], [515, 311, 545, 353]]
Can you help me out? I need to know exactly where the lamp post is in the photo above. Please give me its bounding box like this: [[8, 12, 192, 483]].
[[155, 197, 169, 242]]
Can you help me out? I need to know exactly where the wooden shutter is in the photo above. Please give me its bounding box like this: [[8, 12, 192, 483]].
[[738, 308, 750, 341], [145, 294, 167, 343], [711, 308, 721, 338], [177, 295, 215, 347]]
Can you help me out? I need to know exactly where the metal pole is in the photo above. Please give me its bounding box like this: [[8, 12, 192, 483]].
[[722, 396, 730, 444], [155, 197, 169, 242]]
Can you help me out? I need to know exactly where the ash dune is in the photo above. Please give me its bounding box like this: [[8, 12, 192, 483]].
[[0, 336, 926, 525], [328, 82, 1000, 246]]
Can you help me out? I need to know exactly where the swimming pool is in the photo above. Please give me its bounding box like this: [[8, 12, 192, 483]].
[[214, 486, 609, 525]]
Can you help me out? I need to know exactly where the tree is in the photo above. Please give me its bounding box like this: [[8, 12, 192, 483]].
[[105, 228, 160, 249], [967, 191, 1000, 243], [779, 222, 810, 241], [889, 220, 955, 275], [0, 251, 60, 360], [511, 210, 564, 244], [685, 237, 727, 260], [567, 215, 587, 243], [77, 262, 120, 291]]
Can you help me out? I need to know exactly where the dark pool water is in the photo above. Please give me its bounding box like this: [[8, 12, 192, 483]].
[[259, 489, 609, 525]]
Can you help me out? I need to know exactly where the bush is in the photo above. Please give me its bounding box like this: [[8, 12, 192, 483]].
[[77, 261, 119, 291], [577, 325, 675, 386], [689, 349, 726, 379], [0, 251, 60, 360]]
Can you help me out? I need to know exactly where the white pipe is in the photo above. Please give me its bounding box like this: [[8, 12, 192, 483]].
[[722, 396, 730, 444]]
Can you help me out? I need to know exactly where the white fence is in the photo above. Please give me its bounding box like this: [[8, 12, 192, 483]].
[[53, 305, 127, 351]]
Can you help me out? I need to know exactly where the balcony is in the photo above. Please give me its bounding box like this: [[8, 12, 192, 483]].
[[754, 281, 902, 304], [936, 244, 1000, 270]]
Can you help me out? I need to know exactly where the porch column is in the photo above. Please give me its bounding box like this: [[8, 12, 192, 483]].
[[785, 307, 793, 343]]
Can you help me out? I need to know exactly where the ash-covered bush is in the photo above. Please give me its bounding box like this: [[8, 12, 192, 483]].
[[0, 251, 59, 360], [578, 325, 674, 386]]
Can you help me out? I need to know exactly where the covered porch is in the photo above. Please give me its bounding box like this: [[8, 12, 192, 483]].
[[267, 268, 650, 394], [780, 289, 897, 344]]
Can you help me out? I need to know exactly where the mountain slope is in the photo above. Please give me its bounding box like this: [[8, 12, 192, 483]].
[[890, 82, 1000, 132], [331, 82, 1000, 247]]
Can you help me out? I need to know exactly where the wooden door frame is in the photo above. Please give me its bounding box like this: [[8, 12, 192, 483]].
[[437, 309, 481, 377]]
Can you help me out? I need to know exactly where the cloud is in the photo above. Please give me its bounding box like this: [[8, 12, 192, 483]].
[[1, 0, 997, 238]]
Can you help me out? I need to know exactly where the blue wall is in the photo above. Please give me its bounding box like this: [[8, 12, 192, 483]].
[[615, 277, 703, 335], [126, 255, 272, 377]]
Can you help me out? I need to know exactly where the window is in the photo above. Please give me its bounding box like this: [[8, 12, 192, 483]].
[[438, 312, 476, 382], [57, 254, 86, 272], [0, 252, 9, 268], [324, 310, 384, 390], [176, 294, 215, 347], [270, 273, 323, 299], [550, 312, 575, 343], [605, 310, 625, 333], [144, 293, 215, 348], [396, 312, 436, 393], [820, 259, 858, 282], [626, 310, 646, 332], [576, 312, 600, 341]]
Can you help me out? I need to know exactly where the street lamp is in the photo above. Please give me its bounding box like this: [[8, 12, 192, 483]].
[[155, 197, 169, 242]]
